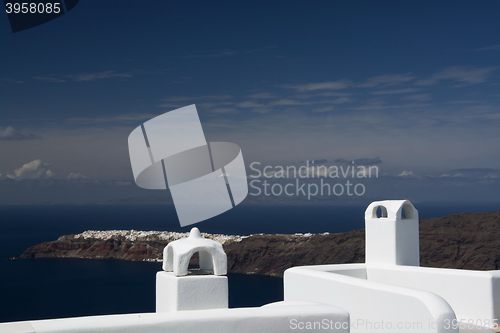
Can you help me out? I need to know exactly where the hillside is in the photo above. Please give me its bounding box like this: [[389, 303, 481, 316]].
[[19, 211, 500, 276]]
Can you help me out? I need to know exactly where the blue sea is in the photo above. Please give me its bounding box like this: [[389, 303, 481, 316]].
[[0, 203, 498, 323]]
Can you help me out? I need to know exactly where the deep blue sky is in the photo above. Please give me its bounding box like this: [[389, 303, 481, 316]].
[[0, 1, 499, 204]]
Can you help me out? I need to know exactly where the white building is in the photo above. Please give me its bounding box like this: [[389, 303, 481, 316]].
[[1, 200, 498, 333]]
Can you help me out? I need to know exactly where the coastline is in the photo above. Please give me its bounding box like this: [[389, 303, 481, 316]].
[[19, 210, 500, 277]]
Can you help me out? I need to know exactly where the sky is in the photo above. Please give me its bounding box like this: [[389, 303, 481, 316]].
[[0, 0, 499, 205]]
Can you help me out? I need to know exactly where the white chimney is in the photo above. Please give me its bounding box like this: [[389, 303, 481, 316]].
[[156, 227, 228, 312], [365, 200, 419, 266]]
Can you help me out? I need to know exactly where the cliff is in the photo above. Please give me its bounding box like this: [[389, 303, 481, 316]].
[[20, 210, 500, 277]]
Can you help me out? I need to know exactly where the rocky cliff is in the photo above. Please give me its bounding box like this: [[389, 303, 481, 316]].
[[20, 210, 500, 276]]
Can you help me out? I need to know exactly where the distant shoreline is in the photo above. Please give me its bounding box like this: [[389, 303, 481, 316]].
[[19, 210, 500, 277]]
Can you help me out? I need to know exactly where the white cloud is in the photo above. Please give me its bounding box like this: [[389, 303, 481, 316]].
[[0, 77, 24, 84], [7, 160, 54, 180], [184, 51, 239, 58], [330, 97, 353, 104], [67, 113, 157, 123], [198, 95, 233, 100], [446, 100, 484, 104], [157, 102, 186, 108], [247, 93, 276, 99], [236, 101, 264, 108], [0, 126, 40, 141], [162, 94, 232, 102], [270, 99, 307, 106], [1, 126, 14, 138], [67, 71, 133, 82], [396, 170, 419, 178], [4, 99, 498, 185], [5, 162, 97, 183], [33, 77, 66, 83], [240, 96, 352, 109], [34, 71, 133, 83], [315, 92, 352, 97], [250, 107, 272, 114], [283, 80, 352, 92], [157, 95, 232, 109], [371, 88, 421, 95], [349, 100, 428, 111], [448, 168, 500, 179], [401, 94, 432, 101], [415, 66, 498, 86], [210, 107, 239, 114], [67, 173, 87, 180], [472, 44, 500, 51], [184, 46, 276, 59], [440, 173, 465, 178], [159, 96, 191, 102], [311, 105, 335, 113], [358, 73, 415, 87]]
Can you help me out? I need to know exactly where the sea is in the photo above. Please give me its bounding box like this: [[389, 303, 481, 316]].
[[0, 202, 498, 323]]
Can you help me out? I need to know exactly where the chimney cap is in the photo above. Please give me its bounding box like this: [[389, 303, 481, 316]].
[[365, 200, 418, 220], [163, 227, 227, 276]]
